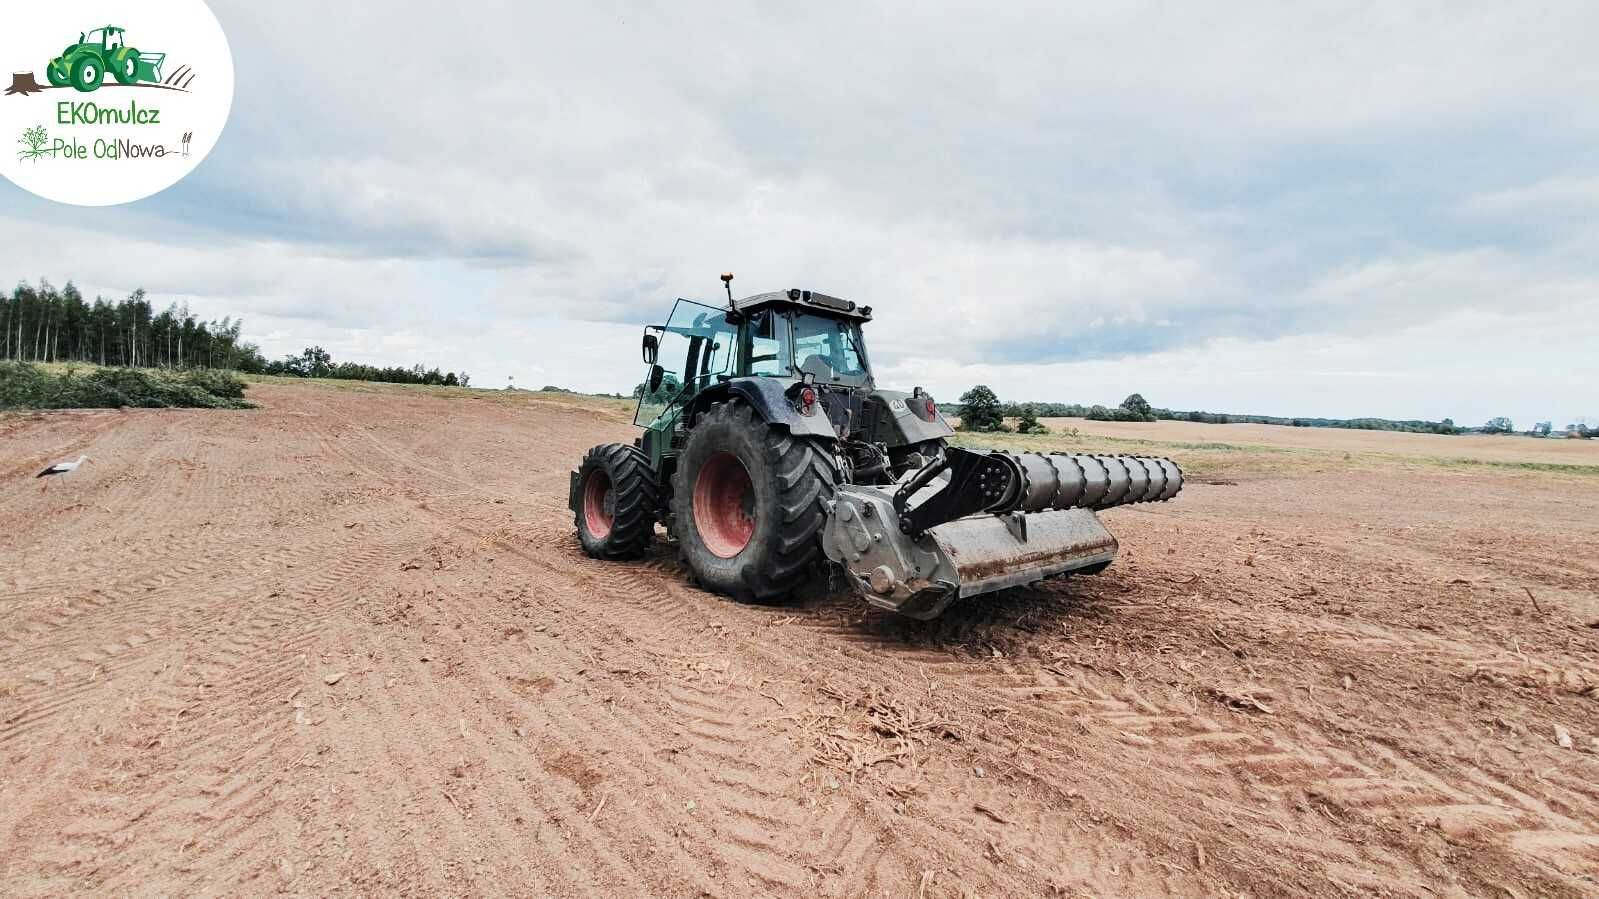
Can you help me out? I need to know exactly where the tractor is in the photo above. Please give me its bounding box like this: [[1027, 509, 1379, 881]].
[[570, 275, 1182, 619], [48, 27, 166, 93]]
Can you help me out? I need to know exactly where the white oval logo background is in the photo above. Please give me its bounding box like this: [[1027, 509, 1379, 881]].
[[0, 0, 234, 207]]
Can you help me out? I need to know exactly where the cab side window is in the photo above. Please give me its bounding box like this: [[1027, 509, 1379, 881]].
[[747, 311, 788, 376]]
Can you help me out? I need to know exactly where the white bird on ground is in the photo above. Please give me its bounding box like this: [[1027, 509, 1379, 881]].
[[36, 455, 91, 478]]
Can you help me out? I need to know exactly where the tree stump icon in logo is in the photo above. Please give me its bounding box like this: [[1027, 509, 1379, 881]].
[[6, 72, 46, 96]]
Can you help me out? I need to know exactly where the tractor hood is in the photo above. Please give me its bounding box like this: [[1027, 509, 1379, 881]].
[[860, 389, 955, 446]]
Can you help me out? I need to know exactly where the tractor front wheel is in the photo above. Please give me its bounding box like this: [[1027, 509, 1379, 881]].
[[671, 401, 837, 603], [574, 443, 660, 560], [112, 48, 141, 85], [47, 60, 70, 87], [69, 56, 104, 92]]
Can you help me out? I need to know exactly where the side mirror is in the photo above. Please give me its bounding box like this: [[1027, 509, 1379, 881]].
[[642, 332, 659, 365], [648, 364, 665, 394]]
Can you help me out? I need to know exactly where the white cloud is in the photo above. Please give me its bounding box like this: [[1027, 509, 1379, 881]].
[[4, 0, 1598, 425]]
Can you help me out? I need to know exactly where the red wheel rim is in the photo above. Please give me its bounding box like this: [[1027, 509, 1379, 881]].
[[693, 452, 755, 558], [582, 470, 613, 539]]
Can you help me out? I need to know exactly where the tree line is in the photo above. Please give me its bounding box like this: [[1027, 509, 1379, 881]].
[[260, 346, 470, 387], [4, 279, 470, 388], [3, 280, 252, 370], [950, 385, 1499, 436]]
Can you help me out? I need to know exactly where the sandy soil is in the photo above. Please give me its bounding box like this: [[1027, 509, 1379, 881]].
[[2, 381, 1596, 897]]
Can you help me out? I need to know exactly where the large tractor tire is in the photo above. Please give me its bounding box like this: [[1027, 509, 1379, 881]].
[[574, 443, 659, 560], [670, 401, 838, 603], [47, 60, 70, 87], [112, 48, 141, 85], [69, 56, 104, 92]]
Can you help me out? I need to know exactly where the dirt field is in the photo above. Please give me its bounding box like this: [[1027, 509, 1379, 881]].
[[3, 381, 1596, 897]]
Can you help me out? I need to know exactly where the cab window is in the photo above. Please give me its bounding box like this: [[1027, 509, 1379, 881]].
[[791, 313, 868, 384], [746, 310, 789, 376]]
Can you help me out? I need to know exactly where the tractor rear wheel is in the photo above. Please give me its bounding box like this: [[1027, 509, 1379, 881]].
[[671, 401, 838, 603], [574, 443, 659, 560], [112, 48, 141, 85], [69, 56, 104, 92]]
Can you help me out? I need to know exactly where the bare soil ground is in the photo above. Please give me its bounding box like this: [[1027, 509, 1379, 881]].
[[2, 381, 1596, 898]]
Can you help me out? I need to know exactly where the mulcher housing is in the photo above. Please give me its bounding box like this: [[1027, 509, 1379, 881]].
[[569, 283, 1182, 618]]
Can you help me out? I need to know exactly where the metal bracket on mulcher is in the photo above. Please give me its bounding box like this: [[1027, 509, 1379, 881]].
[[892, 447, 1021, 537]]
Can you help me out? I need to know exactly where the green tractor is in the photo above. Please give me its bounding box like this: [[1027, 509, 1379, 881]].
[[48, 27, 166, 93], [570, 275, 1182, 619]]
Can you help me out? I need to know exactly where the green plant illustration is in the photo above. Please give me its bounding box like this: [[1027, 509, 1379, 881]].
[[17, 126, 51, 162]]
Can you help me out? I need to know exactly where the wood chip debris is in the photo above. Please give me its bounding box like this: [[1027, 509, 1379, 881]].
[[973, 804, 1013, 825], [1207, 685, 1273, 714]]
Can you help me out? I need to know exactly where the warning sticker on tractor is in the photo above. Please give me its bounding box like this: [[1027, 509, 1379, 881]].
[[0, 1, 233, 206]]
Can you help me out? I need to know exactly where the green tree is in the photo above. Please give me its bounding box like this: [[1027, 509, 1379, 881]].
[[1483, 416, 1514, 434], [958, 385, 1007, 432], [1120, 393, 1155, 422], [1015, 403, 1049, 434], [300, 346, 334, 377]]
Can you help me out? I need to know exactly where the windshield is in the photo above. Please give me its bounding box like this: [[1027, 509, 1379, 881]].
[[791, 313, 870, 386]]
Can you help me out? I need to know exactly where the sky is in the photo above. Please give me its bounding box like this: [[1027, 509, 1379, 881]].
[[4, 1, 1596, 428]]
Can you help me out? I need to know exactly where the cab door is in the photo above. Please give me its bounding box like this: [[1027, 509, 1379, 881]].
[[633, 299, 737, 429]]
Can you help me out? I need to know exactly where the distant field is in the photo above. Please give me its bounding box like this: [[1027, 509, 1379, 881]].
[[945, 414, 1599, 479], [1040, 417, 1598, 465]]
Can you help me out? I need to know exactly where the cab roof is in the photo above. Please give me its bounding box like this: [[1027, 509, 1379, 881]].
[[734, 289, 873, 322]]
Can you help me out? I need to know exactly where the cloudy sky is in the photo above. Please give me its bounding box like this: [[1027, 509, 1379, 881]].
[[5, 1, 1596, 427]]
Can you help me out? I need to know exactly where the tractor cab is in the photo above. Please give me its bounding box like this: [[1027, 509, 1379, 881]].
[[77, 27, 123, 50], [633, 289, 876, 430]]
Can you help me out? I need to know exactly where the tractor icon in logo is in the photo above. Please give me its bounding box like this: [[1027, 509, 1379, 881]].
[[47, 26, 167, 93]]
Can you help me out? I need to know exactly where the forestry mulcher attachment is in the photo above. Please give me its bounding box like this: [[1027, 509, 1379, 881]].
[[570, 275, 1182, 619]]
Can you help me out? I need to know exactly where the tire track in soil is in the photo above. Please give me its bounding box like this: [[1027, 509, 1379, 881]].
[[305, 420, 824, 895], [306, 414, 1000, 893], [0, 402, 434, 893], [594, 550, 1596, 894], [437, 532, 1173, 896], [0, 524, 396, 748], [933, 597, 1599, 890], [6, 530, 427, 895], [310, 412, 1217, 896]]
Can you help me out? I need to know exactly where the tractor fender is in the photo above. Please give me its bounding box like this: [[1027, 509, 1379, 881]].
[[865, 389, 956, 446], [686, 378, 836, 439]]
